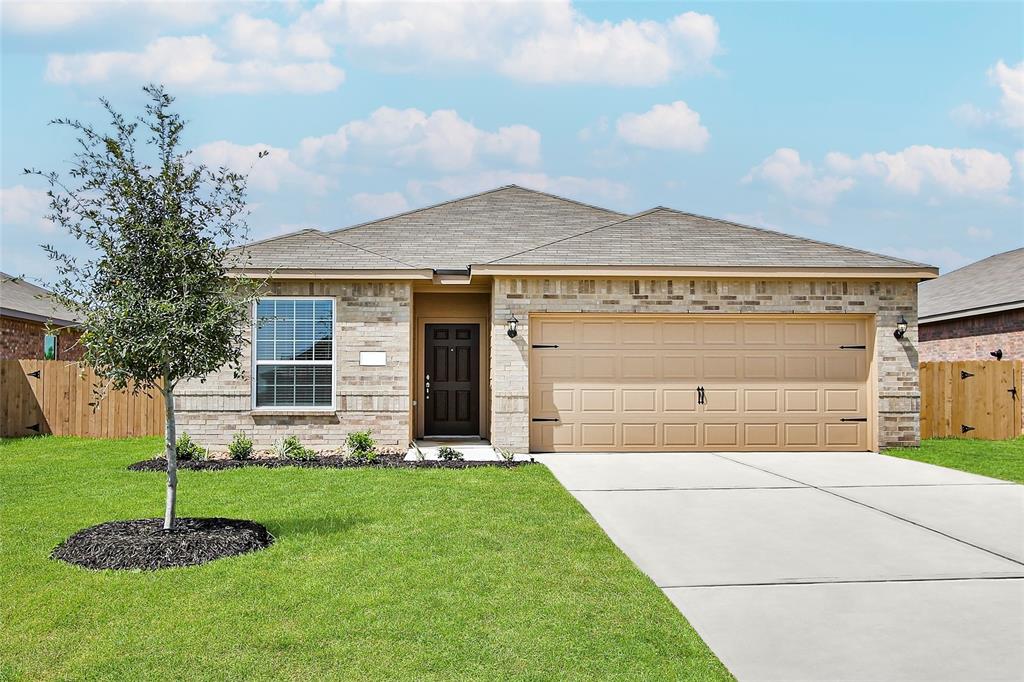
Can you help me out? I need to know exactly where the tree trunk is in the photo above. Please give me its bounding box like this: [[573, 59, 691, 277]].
[[163, 381, 178, 530]]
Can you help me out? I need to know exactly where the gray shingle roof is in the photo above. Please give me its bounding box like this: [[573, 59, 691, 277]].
[[228, 185, 934, 274], [226, 229, 419, 270], [328, 185, 623, 269], [491, 207, 930, 269], [0, 272, 81, 326], [919, 248, 1024, 322]]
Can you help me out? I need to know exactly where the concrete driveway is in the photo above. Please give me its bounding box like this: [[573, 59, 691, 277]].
[[538, 451, 1024, 682]]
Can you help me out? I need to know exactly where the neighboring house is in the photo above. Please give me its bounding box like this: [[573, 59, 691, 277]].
[[177, 185, 937, 453], [0, 272, 83, 361], [918, 248, 1024, 361]]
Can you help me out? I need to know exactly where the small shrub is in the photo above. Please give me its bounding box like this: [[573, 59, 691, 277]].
[[228, 432, 254, 460], [345, 430, 378, 461], [495, 447, 517, 463], [436, 445, 464, 462], [175, 433, 207, 461], [276, 435, 316, 461]]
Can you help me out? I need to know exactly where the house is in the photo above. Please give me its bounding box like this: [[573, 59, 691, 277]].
[[0, 272, 83, 360], [918, 248, 1024, 361], [176, 185, 937, 453]]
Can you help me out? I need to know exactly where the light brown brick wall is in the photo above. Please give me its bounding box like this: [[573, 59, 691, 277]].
[[919, 309, 1024, 361], [175, 280, 411, 451], [490, 277, 921, 451], [0, 316, 84, 360]]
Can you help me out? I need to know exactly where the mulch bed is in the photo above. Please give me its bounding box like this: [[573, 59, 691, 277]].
[[51, 518, 274, 571], [128, 454, 536, 472]]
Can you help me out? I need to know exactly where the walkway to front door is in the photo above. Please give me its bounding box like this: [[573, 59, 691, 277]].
[[538, 451, 1024, 681], [424, 323, 479, 436]]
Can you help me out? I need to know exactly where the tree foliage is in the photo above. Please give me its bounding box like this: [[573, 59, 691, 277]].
[[27, 84, 261, 393]]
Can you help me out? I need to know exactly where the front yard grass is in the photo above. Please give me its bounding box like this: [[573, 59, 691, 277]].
[[0, 436, 731, 681], [885, 437, 1024, 484]]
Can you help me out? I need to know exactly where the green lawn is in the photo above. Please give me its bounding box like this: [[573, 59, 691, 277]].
[[0, 436, 730, 681], [885, 437, 1024, 484]]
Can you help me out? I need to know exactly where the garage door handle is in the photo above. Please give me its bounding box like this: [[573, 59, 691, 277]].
[[531, 418, 559, 422], [840, 417, 867, 422]]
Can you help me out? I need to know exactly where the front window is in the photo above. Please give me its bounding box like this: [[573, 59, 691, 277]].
[[43, 334, 57, 360], [253, 298, 334, 409]]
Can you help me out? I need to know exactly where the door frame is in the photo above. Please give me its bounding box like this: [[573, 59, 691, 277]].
[[527, 312, 878, 452], [415, 315, 490, 439]]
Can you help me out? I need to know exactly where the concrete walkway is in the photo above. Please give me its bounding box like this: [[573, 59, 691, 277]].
[[538, 451, 1024, 682]]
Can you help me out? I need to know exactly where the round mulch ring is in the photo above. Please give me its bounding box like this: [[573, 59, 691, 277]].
[[51, 518, 274, 571]]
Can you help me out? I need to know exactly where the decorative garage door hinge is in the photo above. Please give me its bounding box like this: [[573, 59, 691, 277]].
[[960, 370, 974, 380], [531, 344, 559, 349], [839, 345, 866, 350], [531, 418, 559, 422], [840, 417, 868, 422], [961, 425, 975, 434]]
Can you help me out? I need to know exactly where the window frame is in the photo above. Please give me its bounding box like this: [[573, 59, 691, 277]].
[[250, 296, 336, 412], [43, 334, 58, 360]]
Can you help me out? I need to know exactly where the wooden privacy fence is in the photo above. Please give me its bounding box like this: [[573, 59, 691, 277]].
[[920, 360, 1022, 440], [0, 360, 164, 439]]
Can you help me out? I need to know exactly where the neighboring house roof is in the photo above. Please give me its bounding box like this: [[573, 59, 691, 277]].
[[918, 248, 1024, 323], [228, 185, 936, 277], [0, 272, 81, 327], [489, 207, 928, 268]]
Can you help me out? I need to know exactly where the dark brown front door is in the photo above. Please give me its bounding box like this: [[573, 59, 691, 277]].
[[425, 324, 479, 436]]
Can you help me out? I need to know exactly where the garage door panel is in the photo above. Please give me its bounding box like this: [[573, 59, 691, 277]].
[[622, 389, 657, 413], [581, 423, 617, 448], [623, 423, 658, 447], [529, 316, 869, 452]]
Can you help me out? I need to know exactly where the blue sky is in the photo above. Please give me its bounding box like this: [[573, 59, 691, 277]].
[[2, 1, 1022, 282]]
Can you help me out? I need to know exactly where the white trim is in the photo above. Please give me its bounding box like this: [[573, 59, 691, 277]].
[[251, 296, 337, 411]]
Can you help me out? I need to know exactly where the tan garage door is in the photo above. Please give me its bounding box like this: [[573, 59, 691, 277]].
[[529, 315, 872, 452]]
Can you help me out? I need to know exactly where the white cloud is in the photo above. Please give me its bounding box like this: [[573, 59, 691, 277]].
[[350, 192, 410, 218], [616, 101, 709, 152], [194, 141, 331, 195], [295, 1, 719, 85], [1015, 150, 1024, 179], [408, 171, 629, 204], [880, 246, 971, 273], [743, 148, 854, 205], [0, 185, 55, 232], [825, 146, 1012, 196], [45, 35, 345, 95], [300, 107, 541, 171], [2, 0, 222, 32], [966, 226, 994, 241], [500, 11, 719, 85], [951, 59, 1024, 130]]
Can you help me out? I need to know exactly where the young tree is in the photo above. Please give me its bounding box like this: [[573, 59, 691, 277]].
[[27, 85, 262, 530]]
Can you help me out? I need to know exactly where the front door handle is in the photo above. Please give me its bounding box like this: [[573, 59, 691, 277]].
[[425, 373, 430, 400]]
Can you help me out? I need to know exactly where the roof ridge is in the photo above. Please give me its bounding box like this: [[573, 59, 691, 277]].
[[926, 246, 1024, 279], [486, 207, 671, 264], [327, 186, 518, 236], [328, 184, 623, 237], [312, 231, 419, 269], [232, 227, 321, 252], [647, 207, 932, 268]]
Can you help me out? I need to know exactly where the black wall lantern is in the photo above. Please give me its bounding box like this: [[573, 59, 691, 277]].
[[506, 314, 519, 338], [893, 314, 908, 339]]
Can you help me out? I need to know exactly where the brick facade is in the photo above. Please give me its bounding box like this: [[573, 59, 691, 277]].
[[919, 309, 1024, 361], [177, 275, 923, 453], [0, 315, 84, 360], [490, 277, 921, 451], [175, 280, 411, 451]]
